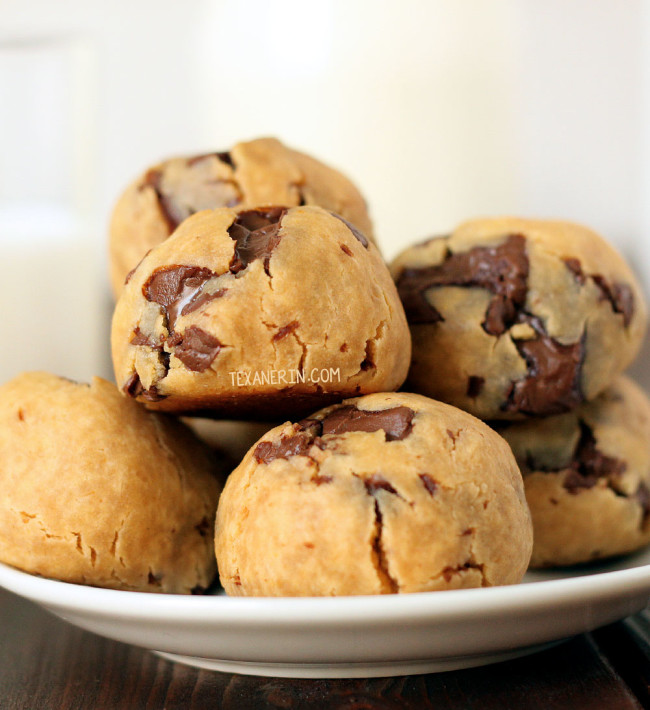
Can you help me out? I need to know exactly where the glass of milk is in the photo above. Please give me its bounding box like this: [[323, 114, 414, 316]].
[[0, 34, 108, 385]]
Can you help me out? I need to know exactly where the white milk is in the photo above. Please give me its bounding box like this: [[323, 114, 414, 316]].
[[0, 204, 108, 385]]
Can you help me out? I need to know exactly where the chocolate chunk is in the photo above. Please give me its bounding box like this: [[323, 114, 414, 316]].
[[611, 283, 635, 327], [363, 474, 398, 496], [505, 314, 584, 416], [273, 321, 300, 342], [254, 430, 316, 464], [143, 265, 220, 331], [318, 405, 415, 441], [636, 482, 650, 522], [396, 234, 529, 333], [419, 473, 438, 496], [466, 376, 485, 398], [169, 326, 221, 372], [122, 373, 166, 402], [228, 207, 287, 275], [563, 421, 627, 493], [340, 244, 353, 257], [564, 257, 586, 284], [187, 151, 234, 168], [143, 155, 241, 231], [592, 275, 635, 327], [130, 327, 162, 348], [255, 406, 416, 466], [330, 212, 369, 248]]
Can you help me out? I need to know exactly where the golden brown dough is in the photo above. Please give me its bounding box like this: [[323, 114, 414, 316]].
[[215, 392, 532, 596], [112, 205, 410, 419], [391, 218, 647, 420], [496, 376, 650, 567], [109, 137, 374, 295], [0, 372, 223, 593]]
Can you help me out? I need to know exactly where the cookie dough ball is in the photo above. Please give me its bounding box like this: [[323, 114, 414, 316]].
[[112, 205, 410, 419], [0, 372, 223, 593], [215, 392, 532, 596], [496, 376, 650, 567], [391, 218, 647, 420], [109, 137, 374, 295]]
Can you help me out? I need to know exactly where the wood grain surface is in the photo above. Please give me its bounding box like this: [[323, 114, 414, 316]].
[[0, 587, 647, 710]]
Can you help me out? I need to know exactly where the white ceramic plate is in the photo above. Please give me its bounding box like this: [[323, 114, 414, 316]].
[[1, 551, 650, 679]]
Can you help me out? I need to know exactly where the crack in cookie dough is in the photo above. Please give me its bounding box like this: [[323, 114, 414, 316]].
[[358, 319, 386, 375], [227, 207, 287, 276], [364, 479, 399, 593], [143, 152, 242, 231]]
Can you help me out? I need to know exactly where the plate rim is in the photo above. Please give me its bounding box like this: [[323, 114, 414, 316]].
[[1, 558, 649, 625]]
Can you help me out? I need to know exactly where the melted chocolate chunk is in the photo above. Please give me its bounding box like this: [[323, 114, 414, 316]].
[[396, 234, 529, 333], [170, 326, 222, 372], [122, 373, 166, 402], [611, 283, 635, 327], [228, 207, 287, 275], [316, 405, 415, 441], [143, 265, 220, 331], [565, 259, 635, 328], [505, 314, 584, 416], [143, 154, 241, 231], [330, 212, 369, 248], [187, 151, 234, 168], [563, 421, 627, 494], [636, 482, 650, 522], [466, 376, 485, 398], [564, 258, 586, 284], [130, 327, 162, 348], [254, 406, 416, 466], [254, 430, 316, 464]]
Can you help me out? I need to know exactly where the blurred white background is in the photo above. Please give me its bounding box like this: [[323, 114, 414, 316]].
[[0, 0, 648, 383]]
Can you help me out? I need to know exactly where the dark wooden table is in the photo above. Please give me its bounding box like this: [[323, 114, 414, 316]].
[[1, 585, 649, 710]]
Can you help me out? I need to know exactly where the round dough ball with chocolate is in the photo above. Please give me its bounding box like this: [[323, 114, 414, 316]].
[[0, 372, 223, 593], [215, 392, 533, 596], [391, 217, 647, 420], [111, 205, 410, 419], [109, 137, 375, 295], [496, 376, 650, 568]]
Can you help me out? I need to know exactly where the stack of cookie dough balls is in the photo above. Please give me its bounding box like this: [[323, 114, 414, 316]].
[[0, 372, 223, 593], [391, 217, 650, 566], [109, 142, 535, 596], [109, 137, 375, 296]]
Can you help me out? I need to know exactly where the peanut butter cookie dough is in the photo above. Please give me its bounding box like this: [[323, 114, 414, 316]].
[[496, 376, 650, 567], [0, 372, 223, 593], [109, 137, 374, 294], [391, 218, 647, 420], [215, 392, 532, 596], [112, 205, 410, 419]]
